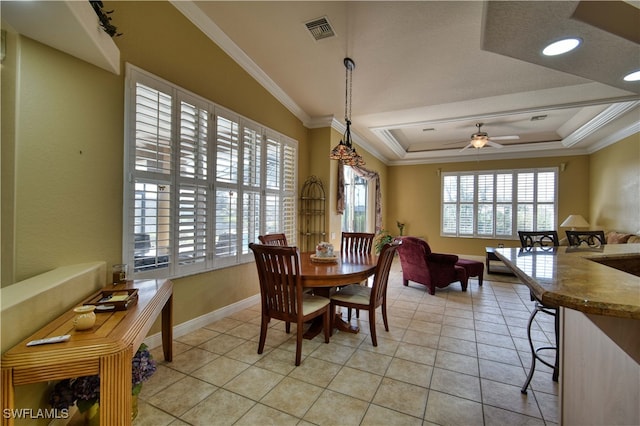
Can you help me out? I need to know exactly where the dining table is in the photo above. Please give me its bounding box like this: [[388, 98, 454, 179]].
[[299, 251, 378, 339]]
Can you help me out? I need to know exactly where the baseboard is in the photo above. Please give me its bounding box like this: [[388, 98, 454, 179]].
[[143, 294, 261, 349]]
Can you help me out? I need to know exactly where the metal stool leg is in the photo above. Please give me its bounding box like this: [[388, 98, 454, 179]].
[[521, 300, 558, 394]]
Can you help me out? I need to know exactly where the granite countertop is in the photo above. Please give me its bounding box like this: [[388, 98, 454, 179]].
[[494, 243, 640, 319]]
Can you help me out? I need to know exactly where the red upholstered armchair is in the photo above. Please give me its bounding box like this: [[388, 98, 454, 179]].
[[395, 237, 468, 295]]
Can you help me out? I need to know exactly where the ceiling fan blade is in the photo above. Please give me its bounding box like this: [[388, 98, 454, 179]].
[[490, 135, 519, 141], [486, 140, 504, 148], [460, 143, 472, 152]]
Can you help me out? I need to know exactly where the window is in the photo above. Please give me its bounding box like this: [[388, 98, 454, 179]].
[[442, 168, 557, 238], [341, 166, 369, 232], [124, 65, 297, 278]]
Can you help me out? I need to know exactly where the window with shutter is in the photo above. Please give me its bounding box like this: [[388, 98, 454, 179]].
[[124, 64, 297, 278], [441, 168, 557, 239]]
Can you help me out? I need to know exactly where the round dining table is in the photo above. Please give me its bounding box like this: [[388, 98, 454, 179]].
[[299, 251, 378, 339]]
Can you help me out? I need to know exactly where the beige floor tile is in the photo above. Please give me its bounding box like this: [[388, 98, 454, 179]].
[[146, 376, 217, 417], [441, 324, 477, 341], [481, 378, 542, 419], [223, 365, 285, 400], [361, 403, 422, 425], [235, 403, 300, 425], [385, 357, 433, 388], [475, 320, 510, 335], [139, 364, 187, 398], [287, 356, 342, 387], [402, 329, 440, 349], [476, 330, 517, 350], [303, 389, 370, 426], [134, 400, 177, 426], [479, 358, 527, 385], [407, 318, 442, 335], [345, 348, 393, 376], [477, 342, 522, 367], [260, 377, 324, 418], [225, 322, 261, 340], [223, 340, 269, 364], [424, 390, 484, 426], [483, 405, 546, 426], [198, 333, 247, 355], [434, 350, 479, 376], [534, 389, 560, 424], [394, 342, 437, 366], [190, 355, 251, 386], [328, 366, 383, 402], [168, 347, 220, 374], [309, 341, 356, 364], [175, 327, 220, 346], [371, 377, 428, 418], [180, 388, 255, 426], [430, 367, 482, 402], [204, 316, 245, 333], [437, 336, 478, 357], [357, 334, 401, 356], [253, 347, 299, 375]]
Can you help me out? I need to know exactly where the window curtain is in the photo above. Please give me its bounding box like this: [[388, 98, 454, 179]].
[[337, 162, 382, 231]]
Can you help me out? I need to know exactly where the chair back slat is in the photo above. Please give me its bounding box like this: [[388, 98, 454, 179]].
[[370, 241, 401, 307], [518, 231, 559, 248], [258, 233, 288, 246], [249, 243, 301, 321], [341, 232, 375, 255], [566, 230, 606, 247]]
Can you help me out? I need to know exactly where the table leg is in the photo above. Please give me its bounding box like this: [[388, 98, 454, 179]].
[[2, 368, 14, 426], [162, 294, 173, 362], [100, 349, 132, 425]]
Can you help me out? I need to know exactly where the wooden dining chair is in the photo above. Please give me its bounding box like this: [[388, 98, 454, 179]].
[[341, 232, 375, 255], [565, 230, 606, 247], [258, 233, 288, 246], [518, 230, 560, 394], [249, 243, 330, 365], [330, 240, 400, 346], [341, 232, 375, 319]]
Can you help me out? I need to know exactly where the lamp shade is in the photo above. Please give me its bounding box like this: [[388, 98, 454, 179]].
[[560, 214, 590, 229]]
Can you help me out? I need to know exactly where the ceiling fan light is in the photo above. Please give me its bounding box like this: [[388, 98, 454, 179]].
[[623, 70, 640, 82], [542, 38, 581, 56], [471, 136, 487, 149]]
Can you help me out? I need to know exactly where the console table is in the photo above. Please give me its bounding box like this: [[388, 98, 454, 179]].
[[1, 279, 173, 426]]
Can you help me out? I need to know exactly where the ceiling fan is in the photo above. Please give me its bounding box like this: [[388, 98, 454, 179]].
[[460, 123, 519, 152]]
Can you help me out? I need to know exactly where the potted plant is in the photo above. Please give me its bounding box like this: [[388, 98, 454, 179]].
[[374, 229, 394, 254], [49, 343, 156, 424]]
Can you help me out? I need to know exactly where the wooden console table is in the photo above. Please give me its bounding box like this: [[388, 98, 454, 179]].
[[1, 279, 173, 426]]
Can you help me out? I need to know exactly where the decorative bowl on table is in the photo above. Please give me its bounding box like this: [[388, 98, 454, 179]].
[[311, 242, 338, 263]]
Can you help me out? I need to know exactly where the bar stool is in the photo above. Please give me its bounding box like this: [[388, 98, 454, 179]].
[[517, 231, 560, 394]]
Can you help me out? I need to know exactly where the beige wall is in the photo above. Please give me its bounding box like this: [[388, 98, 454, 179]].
[[387, 155, 591, 256], [590, 133, 640, 234]]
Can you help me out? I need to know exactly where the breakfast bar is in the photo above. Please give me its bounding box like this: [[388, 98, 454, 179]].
[[494, 244, 640, 425]]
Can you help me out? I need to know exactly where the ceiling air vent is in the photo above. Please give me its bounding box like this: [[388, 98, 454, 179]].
[[305, 16, 335, 41]]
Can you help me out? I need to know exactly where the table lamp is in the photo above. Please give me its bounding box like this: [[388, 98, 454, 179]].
[[560, 214, 590, 230]]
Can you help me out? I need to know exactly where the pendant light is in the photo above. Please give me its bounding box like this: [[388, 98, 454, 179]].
[[329, 57, 365, 166]]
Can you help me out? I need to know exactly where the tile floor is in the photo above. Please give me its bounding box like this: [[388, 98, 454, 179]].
[[134, 257, 559, 425]]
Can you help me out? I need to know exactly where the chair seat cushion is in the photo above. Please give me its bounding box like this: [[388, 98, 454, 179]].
[[330, 284, 371, 305], [302, 294, 330, 315]]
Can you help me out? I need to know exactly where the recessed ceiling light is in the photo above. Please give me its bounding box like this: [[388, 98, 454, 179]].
[[623, 70, 640, 82], [542, 38, 581, 56]]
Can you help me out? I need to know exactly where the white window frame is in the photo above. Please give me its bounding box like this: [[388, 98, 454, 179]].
[[441, 168, 558, 239], [123, 64, 297, 279]]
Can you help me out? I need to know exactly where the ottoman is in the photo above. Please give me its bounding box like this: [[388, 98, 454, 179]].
[[455, 258, 484, 286]]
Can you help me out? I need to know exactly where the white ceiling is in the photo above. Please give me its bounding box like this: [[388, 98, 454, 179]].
[[173, 0, 640, 165]]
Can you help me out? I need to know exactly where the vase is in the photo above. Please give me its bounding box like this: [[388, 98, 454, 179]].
[[82, 395, 138, 425], [131, 394, 139, 420], [83, 402, 99, 426]]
